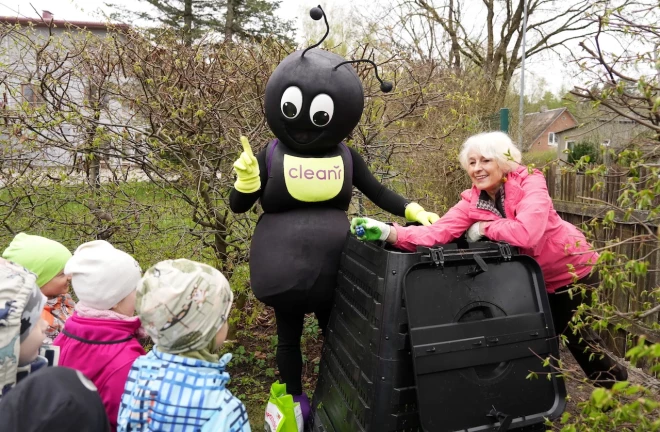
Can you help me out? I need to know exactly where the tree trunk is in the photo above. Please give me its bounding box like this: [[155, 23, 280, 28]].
[[182, 149, 233, 274], [496, 78, 510, 113], [484, 0, 495, 79], [213, 209, 230, 273], [224, 0, 235, 42], [183, 0, 193, 46], [85, 107, 102, 190], [88, 156, 101, 189], [447, 0, 461, 70]]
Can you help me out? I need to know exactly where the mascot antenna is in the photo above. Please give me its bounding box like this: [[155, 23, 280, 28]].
[[333, 59, 394, 93], [302, 6, 330, 57]]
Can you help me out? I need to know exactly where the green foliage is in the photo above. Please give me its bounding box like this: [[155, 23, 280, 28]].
[[105, 0, 295, 45], [526, 90, 570, 113], [547, 3, 660, 423], [555, 380, 660, 431], [522, 150, 558, 170], [554, 143, 660, 430], [0, 25, 290, 275], [0, 182, 210, 270], [568, 141, 601, 165]]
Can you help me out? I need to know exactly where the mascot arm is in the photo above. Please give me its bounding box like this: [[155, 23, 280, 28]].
[[229, 147, 268, 213], [350, 147, 408, 217]]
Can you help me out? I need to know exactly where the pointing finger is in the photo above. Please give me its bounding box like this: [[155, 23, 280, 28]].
[[240, 136, 254, 158]]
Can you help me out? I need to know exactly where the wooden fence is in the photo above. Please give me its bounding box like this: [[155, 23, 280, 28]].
[[544, 164, 660, 361]]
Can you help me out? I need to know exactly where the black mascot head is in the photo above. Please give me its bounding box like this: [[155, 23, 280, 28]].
[[264, 5, 393, 155]]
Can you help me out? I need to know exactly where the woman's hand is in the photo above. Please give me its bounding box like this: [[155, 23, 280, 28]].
[[466, 221, 486, 242], [350, 217, 392, 242]]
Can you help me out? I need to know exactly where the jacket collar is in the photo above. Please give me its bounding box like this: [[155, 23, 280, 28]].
[[151, 346, 234, 372], [63, 312, 143, 341]]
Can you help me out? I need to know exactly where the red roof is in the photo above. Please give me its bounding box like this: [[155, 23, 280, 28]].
[[523, 107, 577, 144], [0, 15, 129, 31]]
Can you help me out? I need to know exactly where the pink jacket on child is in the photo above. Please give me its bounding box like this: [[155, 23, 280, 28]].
[[393, 165, 599, 293], [53, 313, 146, 432]]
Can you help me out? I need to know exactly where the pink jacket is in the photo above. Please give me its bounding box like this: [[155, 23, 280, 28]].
[[394, 165, 598, 293], [53, 313, 146, 432]]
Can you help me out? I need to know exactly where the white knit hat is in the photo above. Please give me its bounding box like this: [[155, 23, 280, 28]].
[[64, 240, 142, 310]]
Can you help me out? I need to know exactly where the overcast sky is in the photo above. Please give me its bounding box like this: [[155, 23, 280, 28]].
[[0, 0, 327, 25], [0, 0, 584, 97]]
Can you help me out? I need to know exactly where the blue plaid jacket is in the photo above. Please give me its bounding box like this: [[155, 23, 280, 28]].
[[117, 348, 251, 432]]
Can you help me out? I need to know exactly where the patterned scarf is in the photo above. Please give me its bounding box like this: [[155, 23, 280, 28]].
[[476, 186, 506, 218]]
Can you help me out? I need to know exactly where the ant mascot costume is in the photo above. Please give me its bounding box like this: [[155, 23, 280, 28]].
[[229, 5, 439, 423]]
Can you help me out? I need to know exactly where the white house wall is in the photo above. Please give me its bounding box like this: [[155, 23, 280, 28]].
[[1, 23, 138, 169]]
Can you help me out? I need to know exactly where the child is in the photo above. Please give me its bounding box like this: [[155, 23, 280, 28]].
[[0, 366, 111, 432], [2, 233, 74, 340], [53, 240, 145, 432], [117, 259, 251, 432], [0, 257, 48, 399]]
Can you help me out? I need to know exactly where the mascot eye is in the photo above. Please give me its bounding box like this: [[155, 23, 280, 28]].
[[280, 86, 303, 119], [309, 94, 334, 127]]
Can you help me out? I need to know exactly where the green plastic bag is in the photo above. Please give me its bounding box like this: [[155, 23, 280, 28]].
[[264, 381, 303, 432]]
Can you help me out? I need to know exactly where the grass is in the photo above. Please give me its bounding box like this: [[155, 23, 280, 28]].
[[0, 180, 218, 269], [1, 178, 321, 428], [522, 149, 559, 170]]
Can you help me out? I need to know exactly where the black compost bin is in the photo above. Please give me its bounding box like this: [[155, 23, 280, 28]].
[[309, 234, 566, 432]]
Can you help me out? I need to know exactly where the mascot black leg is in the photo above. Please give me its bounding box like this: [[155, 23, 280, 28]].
[[314, 304, 331, 338], [274, 303, 332, 396], [275, 309, 306, 396]]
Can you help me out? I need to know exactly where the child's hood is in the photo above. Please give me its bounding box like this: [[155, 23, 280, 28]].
[[0, 258, 47, 398], [0, 366, 111, 432], [58, 313, 143, 342]]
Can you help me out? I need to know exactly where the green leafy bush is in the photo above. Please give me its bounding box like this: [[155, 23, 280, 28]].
[[568, 141, 602, 165]]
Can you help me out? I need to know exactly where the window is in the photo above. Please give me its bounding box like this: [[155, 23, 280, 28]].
[[548, 132, 558, 146], [566, 141, 575, 151], [21, 84, 44, 106]]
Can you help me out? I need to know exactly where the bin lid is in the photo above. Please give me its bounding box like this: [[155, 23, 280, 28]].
[[403, 241, 566, 432]]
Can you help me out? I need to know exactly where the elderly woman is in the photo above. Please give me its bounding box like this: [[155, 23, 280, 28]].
[[351, 131, 627, 388]]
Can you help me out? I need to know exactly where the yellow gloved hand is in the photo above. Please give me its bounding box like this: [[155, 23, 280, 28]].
[[405, 202, 440, 226], [233, 136, 261, 193]]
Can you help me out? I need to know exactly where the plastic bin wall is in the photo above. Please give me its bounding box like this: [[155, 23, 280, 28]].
[[308, 235, 565, 432], [310, 237, 422, 432]]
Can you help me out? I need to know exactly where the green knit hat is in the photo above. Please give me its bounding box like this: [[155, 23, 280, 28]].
[[2, 233, 72, 288]]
